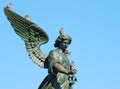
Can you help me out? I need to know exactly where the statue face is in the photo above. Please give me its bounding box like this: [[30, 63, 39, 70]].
[[59, 39, 70, 51]]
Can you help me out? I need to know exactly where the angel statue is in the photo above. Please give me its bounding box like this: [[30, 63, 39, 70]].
[[4, 3, 77, 89]]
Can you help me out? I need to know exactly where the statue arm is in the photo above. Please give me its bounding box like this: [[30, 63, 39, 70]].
[[54, 63, 76, 75], [53, 62, 69, 75]]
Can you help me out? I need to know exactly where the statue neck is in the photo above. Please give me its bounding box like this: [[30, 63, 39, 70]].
[[57, 48, 64, 53]]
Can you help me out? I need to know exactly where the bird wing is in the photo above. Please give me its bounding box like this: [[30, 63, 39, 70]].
[[4, 7, 49, 68]]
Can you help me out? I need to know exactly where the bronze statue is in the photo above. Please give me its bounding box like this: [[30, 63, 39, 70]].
[[4, 3, 77, 89]]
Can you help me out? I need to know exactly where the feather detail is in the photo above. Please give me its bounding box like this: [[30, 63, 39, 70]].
[[4, 7, 49, 68]]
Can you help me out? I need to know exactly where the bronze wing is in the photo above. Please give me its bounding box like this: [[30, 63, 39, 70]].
[[4, 7, 49, 68]]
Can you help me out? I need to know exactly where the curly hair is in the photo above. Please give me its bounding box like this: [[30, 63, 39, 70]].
[[54, 34, 72, 48]]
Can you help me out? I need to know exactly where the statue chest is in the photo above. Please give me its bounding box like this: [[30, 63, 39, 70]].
[[57, 53, 70, 70]]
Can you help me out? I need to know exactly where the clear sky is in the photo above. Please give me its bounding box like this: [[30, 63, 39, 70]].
[[0, 0, 120, 89]]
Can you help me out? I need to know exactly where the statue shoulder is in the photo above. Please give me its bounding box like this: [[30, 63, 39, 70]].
[[48, 49, 60, 61], [49, 49, 59, 55]]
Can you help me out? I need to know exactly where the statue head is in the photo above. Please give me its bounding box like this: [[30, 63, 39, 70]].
[[54, 28, 72, 51]]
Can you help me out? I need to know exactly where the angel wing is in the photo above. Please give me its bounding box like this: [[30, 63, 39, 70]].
[[4, 6, 49, 68]]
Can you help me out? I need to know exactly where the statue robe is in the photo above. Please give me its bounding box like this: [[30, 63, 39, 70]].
[[38, 48, 71, 89]]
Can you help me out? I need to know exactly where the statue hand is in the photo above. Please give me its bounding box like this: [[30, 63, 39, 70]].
[[68, 69, 76, 75]]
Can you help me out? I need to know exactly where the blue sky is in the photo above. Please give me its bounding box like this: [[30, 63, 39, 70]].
[[0, 0, 120, 89]]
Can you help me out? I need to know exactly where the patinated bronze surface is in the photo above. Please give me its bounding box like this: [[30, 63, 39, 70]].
[[4, 3, 77, 89]]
